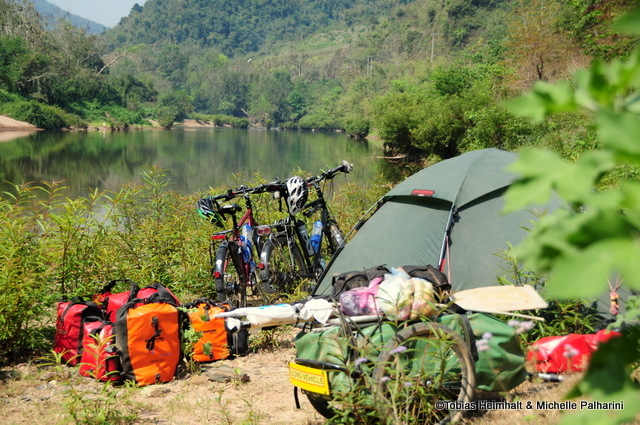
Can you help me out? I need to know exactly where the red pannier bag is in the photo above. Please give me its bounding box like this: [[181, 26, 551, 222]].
[[96, 280, 180, 322], [526, 329, 621, 373], [78, 316, 121, 382], [54, 299, 103, 365], [94, 279, 140, 322], [137, 282, 180, 306]]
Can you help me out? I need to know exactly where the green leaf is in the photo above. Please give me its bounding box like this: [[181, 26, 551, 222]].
[[555, 151, 615, 203], [504, 150, 571, 212], [502, 82, 577, 122], [547, 239, 640, 299], [597, 109, 640, 164], [505, 150, 614, 213], [613, 5, 640, 35]]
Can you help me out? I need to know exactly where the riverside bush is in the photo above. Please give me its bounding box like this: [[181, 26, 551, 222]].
[[6, 100, 67, 129], [298, 113, 339, 131]]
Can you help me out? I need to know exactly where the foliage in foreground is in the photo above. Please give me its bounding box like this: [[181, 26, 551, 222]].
[[503, 5, 640, 424]]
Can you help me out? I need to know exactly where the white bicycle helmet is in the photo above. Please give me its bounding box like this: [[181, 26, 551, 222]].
[[285, 176, 308, 215]]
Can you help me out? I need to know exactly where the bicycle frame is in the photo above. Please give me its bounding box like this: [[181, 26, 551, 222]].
[[203, 183, 282, 306], [299, 199, 336, 275], [210, 195, 269, 288], [264, 164, 350, 281]]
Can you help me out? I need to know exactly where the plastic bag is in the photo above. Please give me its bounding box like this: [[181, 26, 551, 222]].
[[409, 277, 435, 319], [376, 269, 435, 320], [376, 269, 414, 320], [339, 276, 383, 316], [298, 298, 333, 324]]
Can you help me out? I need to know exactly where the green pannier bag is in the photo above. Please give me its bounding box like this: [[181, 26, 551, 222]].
[[294, 313, 528, 393], [439, 313, 529, 392]]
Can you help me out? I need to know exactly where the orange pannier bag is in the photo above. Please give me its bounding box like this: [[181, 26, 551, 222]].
[[115, 292, 183, 386], [185, 299, 231, 362]]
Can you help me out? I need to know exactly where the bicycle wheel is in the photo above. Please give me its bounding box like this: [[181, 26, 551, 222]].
[[372, 322, 476, 425], [258, 235, 305, 302], [306, 394, 336, 419], [214, 241, 247, 309]]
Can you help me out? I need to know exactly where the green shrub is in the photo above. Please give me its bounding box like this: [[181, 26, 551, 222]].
[[6, 100, 67, 130], [298, 114, 339, 131], [0, 89, 23, 106], [229, 117, 249, 128], [279, 121, 297, 130], [0, 183, 55, 361], [344, 116, 371, 139], [62, 112, 88, 129]]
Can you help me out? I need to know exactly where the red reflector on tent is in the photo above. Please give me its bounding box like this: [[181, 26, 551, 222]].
[[212, 234, 226, 240], [411, 189, 434, 197]]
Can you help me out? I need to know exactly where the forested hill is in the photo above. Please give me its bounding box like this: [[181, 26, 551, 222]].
[[1, 0, 637, 161], [104, 0, 389, 55], [103, 0, 505, 57]]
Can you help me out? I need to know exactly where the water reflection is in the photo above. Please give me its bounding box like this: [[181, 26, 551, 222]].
[[0, 130, 40, 143], [0, 127, 396, 199]]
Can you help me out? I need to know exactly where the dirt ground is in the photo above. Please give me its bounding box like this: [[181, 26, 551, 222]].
[[0, 115, 38, 130], [0, 116, 39, 142], [0, 327, 325, 425], [3, 325, 635, 425]]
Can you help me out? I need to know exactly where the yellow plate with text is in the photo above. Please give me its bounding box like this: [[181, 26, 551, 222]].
[[289, 362, 330, 395]]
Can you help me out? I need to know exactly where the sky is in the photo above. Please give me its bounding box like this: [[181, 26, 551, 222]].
[[46, 0, 147, 28]]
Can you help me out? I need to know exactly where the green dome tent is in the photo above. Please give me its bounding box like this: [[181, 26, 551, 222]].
[[314, 148, 631, 324], [315, 148, 545, 296]]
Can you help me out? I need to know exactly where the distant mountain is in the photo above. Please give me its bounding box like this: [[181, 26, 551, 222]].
[[31, 0, 109, 35]]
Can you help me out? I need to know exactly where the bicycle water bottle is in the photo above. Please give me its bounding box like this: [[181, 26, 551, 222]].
[[329, 223, 344, 247], [296, 219, 312, 255], [241, 224, 253, 262], [310, 220, 323, 253]]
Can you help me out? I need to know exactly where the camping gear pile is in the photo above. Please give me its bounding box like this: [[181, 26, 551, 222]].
[[215, 264, 452, 330], [54, 280, 249, 386], [281, 149, 630, 420], [216, 258, 547, 422]]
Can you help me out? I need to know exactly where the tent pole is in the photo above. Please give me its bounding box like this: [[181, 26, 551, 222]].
[[438, 204, 456, 271]]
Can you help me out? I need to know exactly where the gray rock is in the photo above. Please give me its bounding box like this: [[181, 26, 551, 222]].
[[204, 366, 250, 383]]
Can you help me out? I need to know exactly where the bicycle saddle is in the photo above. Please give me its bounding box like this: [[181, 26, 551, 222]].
[[219, 203, 242, 214]]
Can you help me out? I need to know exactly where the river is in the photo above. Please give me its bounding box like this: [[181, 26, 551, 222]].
[[0, 127, 396, 200]]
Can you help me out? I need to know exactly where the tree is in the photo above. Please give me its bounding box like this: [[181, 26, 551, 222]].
[[0, 36, 27, 91], [156, 89, 193, 122], [503, 0, 588, 90]]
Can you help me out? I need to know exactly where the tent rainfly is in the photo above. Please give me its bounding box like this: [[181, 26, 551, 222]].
[[314, 148, 560, 296]]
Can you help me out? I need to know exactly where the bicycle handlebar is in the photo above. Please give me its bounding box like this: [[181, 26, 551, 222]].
[[208, 178, 284, 202], [206, 160, 351, 203], [307, 160, 353, 185]]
